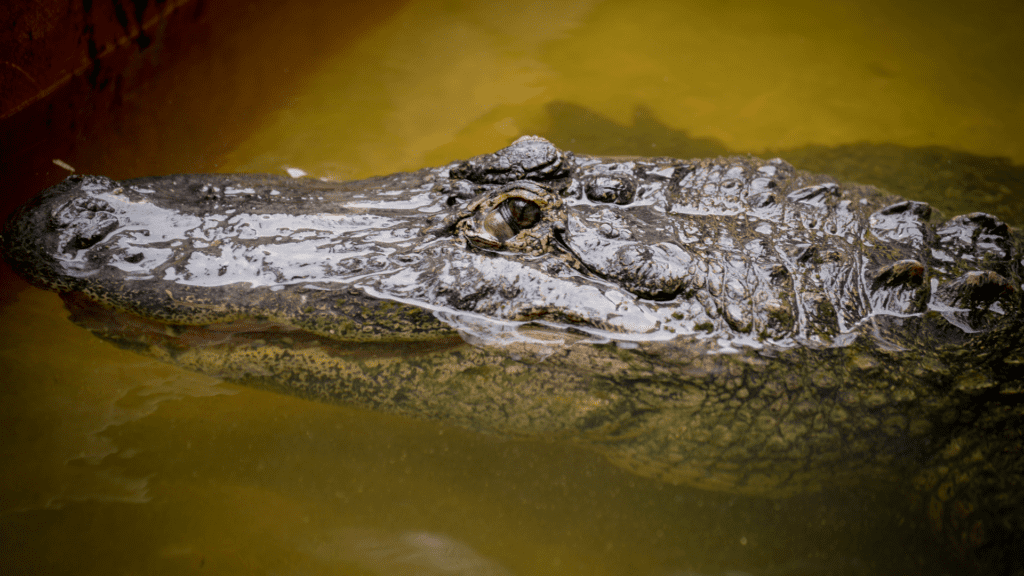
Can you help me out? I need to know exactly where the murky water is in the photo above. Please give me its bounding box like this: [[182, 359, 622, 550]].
[[2, 1, 1023, 574]]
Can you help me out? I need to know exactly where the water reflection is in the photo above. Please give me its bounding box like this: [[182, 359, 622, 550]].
[[0, 283, 967, 575], [0, 288, 230, 513]]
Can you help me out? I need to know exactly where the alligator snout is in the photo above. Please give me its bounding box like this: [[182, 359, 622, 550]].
[[51, 194, 120, 254]]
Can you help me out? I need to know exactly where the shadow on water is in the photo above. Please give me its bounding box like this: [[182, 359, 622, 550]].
[[529, 102, 1024, 227], [437, 102, 1024, 575]]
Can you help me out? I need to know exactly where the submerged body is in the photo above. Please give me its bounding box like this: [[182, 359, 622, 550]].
[[3, 137, 1024, 568]]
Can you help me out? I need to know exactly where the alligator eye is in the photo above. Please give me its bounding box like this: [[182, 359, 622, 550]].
[[482, 198, 542, 242], [503, 198, 541, 229]]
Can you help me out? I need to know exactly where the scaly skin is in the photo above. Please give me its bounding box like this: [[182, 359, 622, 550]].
[[3, 137, 1023, 571]]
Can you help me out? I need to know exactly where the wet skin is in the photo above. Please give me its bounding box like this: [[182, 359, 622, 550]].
[[3, 137, 1024, 569]]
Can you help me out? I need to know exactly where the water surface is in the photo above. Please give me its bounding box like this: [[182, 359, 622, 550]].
[[2, 1, 1023, 574]]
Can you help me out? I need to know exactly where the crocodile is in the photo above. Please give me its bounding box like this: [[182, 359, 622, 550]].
[[3, 136, 1024, 571]]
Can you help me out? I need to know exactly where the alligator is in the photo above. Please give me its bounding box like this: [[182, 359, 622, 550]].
[[3, 136, 1023, 571]]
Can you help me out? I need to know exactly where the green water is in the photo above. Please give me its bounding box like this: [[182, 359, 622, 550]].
[[2, 1, 1023, 574]]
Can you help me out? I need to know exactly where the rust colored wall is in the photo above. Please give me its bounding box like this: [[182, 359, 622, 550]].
[[0, 0, 407, 215], [1, 0, 196, 120]]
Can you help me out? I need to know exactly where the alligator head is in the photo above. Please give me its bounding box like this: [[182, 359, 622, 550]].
[[3, 137, 1024, 567], [6, 136, 1020, 346]]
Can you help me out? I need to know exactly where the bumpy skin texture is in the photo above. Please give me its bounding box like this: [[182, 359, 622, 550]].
[[3, 137, 1024, 570]]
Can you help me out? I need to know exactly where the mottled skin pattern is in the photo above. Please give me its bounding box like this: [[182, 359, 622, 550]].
[[3, 137, 1024, 572]]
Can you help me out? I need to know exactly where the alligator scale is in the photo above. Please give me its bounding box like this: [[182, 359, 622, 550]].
[[3, 137, 1024, 569]]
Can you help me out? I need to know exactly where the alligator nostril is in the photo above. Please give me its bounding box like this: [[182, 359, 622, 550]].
[[52, 197, 113, 228], [52, 197, 119, 253], [65, 213, 119, 253]]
